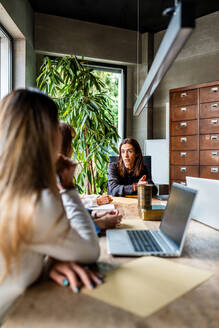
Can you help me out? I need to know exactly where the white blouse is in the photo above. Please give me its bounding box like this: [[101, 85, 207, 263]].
[[0, 188, 100, 322]]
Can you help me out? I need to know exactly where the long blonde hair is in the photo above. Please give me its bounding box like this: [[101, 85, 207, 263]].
[[0, 89, 59, 281]]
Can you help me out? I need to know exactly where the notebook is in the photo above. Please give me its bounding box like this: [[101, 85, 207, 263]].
[[186, 176, 219, 230], [106, 183, 197, 257]]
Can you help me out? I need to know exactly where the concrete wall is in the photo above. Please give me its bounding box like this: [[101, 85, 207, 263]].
[[153, 11, 219, 138], [127, 32, 153, 150], [0, 0, 35, 87], [35, 13, 137, 65]]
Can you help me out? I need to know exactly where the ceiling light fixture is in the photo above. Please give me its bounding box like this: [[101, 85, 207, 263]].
[[133, 0, 195, 116]]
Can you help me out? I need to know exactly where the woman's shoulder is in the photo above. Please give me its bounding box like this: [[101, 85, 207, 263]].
[[108, 161, 119, 172], [34, 189, 63, 223]]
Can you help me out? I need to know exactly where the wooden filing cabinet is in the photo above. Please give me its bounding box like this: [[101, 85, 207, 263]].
[[170, 81, 219, 185]]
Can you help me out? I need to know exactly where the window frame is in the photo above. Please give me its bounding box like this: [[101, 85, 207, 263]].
[[0, 24, 13, 99]]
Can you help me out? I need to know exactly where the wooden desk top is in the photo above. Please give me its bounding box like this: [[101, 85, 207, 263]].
[[3, 197, 219, 328]]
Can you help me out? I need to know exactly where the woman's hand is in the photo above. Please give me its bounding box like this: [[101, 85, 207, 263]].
[[137, 175, 148, 186], [96, 194, 113, 205], [94, 211, 122, 231], [49, 261, 103, 293], [92, 209, 119, 218]]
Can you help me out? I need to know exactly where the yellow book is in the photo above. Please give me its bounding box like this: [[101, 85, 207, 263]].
[[139, 205, 165, 221]]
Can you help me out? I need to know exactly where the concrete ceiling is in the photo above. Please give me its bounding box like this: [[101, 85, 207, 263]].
[[28, 0, 219, 33]]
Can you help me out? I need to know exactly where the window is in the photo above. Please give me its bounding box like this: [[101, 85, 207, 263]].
[[86, 62, 126, 140], [0, 25, 12, 99]]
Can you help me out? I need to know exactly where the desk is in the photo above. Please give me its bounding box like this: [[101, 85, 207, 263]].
[[3, 197, 219, 328]]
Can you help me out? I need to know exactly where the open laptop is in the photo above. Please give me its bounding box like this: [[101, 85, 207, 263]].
[[186, 176, 219, 230], [106, 183, 197, 257]]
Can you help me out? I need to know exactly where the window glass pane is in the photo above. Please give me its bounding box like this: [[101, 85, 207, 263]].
[[0, 26, 12, 99]]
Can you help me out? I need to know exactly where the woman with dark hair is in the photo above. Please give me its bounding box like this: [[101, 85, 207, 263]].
[[58, 122, 122, 231], [59, 121, 112, 206], [108, 138, 157, 196]]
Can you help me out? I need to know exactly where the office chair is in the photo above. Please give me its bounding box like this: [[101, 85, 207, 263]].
[[109, 155, 152, 180]]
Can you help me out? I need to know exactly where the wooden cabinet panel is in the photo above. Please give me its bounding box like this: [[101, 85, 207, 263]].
[[171, 135, 198, 150], [200, 85, 219, 103], [171, 105, 198, 121], [170, 81, 219, 184], [200, 166, 219, 180], [200, 150, 219, 165], [200, 102, 219, 118], [200, 134, 219, 150], [171, 120, 198, 136], [170, 89, 197, 107], [170, 166, 199, 180], [200, 118, 219, 134], [170, 151, 199, 165]]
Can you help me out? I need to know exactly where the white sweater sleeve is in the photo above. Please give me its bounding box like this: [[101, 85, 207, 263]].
[[30, 189, 100, 264], [81, 195, 98, 208]]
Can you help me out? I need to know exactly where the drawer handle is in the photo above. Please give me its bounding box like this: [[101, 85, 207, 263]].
[[181, 92, 187, 97], [211, 103, 218, 108], [181, 107, 187, 112], [180, 167, 187, 172], [212, 152, 218, 156], [211, 136, 218, 140], [180, 122, 187, 127], [211, 168, 218, 173], [211, 87, 218, 92], [180, 137, 187, 143], [180, 152, 187, 157], [211, 119, 218, 124]]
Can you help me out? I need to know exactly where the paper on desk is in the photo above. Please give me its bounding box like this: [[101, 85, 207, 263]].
[[83, 257, 212, 317], [88, 204, 115, 211]]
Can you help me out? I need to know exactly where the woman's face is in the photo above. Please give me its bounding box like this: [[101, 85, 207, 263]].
[[121, 143, 136, 170]]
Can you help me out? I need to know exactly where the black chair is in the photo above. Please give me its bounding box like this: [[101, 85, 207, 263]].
[[109, 155, 152, 180]]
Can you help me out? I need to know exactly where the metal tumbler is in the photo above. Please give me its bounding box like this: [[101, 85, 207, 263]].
[[137, 184, 153, 211]]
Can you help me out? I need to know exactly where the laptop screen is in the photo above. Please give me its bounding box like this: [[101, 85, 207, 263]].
[[186, 176, 219, 230], [160, 183, 197, 247]]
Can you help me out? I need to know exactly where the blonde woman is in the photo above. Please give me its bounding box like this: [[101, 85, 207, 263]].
[[0, 89, 100, 322]]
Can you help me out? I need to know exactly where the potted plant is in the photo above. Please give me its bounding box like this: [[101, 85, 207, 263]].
[[37, 55, 119, 194]]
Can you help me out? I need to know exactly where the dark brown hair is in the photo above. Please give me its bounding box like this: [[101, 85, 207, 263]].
[[117, 138, 144, 177], [59, 122, 75, 157]]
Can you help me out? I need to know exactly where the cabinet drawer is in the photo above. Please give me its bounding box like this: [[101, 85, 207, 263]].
[[171, 104, 198, 121], [200, 166, 219, 180], [170, 89, 197, 107], [200, 102, 219, 118], [171, 135, 198, 150], [200, 118, 219, 134], [170, 166, 199, 180], [200, 134, 219, 150], [200, 150, 219, 165], [200, 85, 219, 103], [171, 120, 198, 136], [170, 151, 199, 165]]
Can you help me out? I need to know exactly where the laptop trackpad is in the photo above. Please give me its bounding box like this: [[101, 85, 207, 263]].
[[106, 230, 134, 255]]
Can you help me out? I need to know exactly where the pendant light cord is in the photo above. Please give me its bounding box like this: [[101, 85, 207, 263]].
[[137, 0, 140, 96]]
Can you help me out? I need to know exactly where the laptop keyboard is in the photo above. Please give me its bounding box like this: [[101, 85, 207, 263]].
[[127, 230, 162, 252]]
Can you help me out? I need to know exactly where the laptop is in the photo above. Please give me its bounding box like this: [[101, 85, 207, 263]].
[[106, 183, 197, 257], [186, 176, 219, 230]]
